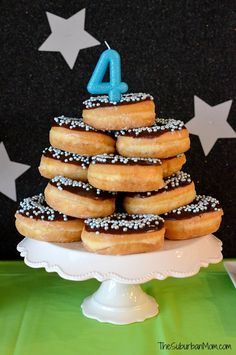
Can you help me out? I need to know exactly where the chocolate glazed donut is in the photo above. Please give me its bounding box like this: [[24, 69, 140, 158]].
[[49, 116, 115, 156], [44, 176, 116, 218], [163, 195, 224, 240], [87, 154, 165, 192], [123, 171, 196, 214], [39, 146, 90, 181], [81, 213, 165, 255], [15, 194, 84, 242], [82, 93, 156, 130], [115, 118, 190, 158]]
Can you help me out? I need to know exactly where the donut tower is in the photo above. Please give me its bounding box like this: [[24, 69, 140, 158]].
[[15, 92, 223, 255]]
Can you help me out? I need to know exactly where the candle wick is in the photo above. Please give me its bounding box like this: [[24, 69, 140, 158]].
[[104, 41, 111, 49]]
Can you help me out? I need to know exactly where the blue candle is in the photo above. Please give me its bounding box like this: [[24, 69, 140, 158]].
[[87, 42, 128, 103]]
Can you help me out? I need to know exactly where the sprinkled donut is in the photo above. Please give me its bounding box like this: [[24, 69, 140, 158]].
[[163, 195, 224, 240], [44, 176, 116, 218], [87, 154, 165, 192], [39, 146, 90, 181], [81, 213, 165, 255], [115, 118, 190, 158], [82, 93, 156, 130], [49, 116, 115, 156], [123, 171, 196, 214], [15, 194, 84, 242]]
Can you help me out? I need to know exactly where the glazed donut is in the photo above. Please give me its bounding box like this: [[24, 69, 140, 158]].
[[82, 93, 155, 130], [161, 154, 186, 177], [15, 194, 84, 242], [49, 116, 115, 155], [44, 176, 116, 218], [123, 171, 196, 214], [39, 146, 90, 181], [163, 195, 224, 240], [88, 154, 165, 192], [81, 213, 165, 255], [115, 118, 190, 158]]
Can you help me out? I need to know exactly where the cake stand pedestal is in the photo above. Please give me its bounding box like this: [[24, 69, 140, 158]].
[[17, 234, 222, 325]]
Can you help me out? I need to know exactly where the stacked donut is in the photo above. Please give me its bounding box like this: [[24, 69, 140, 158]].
[[15, 93, 223, 255]]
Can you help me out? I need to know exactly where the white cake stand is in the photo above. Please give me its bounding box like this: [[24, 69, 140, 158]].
[[17, 234, 222, 325]]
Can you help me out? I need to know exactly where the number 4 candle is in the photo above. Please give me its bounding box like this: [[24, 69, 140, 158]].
[[87, 42, 128, 103]]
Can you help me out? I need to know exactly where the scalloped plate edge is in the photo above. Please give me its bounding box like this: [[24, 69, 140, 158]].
[[17, 241, 223, 284]]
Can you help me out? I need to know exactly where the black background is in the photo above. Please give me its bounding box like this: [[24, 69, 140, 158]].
[[0, 0, 235, 259]]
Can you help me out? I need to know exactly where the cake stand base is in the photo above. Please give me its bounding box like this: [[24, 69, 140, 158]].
[[17, 234, 223, 325], [81, 280, 158, 324]]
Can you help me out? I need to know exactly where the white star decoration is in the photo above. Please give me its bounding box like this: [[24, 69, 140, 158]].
[[186, 96, 235, 156], [39, 9, 100, 69], [0, 143, 30, 201]]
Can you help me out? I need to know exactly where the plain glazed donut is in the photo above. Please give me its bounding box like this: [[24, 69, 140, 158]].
[[39, 146, 90, 181], [44, 176, 116, 218], [115, 118, 190, 158], [163, 195, 224, 240], [82, 93, 155, 130], [49, 116, 115, 155], [81, 213, 165, 255], [88, 154, 165, 192], [123, 171, 196, 214], [161, 154, 186, 177], [15, 194, 84, 242]]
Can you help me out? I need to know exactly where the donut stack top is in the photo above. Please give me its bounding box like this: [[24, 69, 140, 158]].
[[44, 92, 190, 193], [82, 92, 156, 131]]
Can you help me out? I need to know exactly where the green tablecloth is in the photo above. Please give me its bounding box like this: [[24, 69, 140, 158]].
[[0, 261, 235, 355]]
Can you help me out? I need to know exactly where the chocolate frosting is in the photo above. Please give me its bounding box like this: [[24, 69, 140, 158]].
[[163, 195, 222, 220], [83, 93, 153, 109], [51, 116, 113, 137], [90, 154, 162, 166], [84, 213, 164, 235], [50, 176, 116, 201], [52, 116, 97, 132], [114, 118, 186, 139], [16, 194, 74, 221], [42, 146, 90, 168]]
